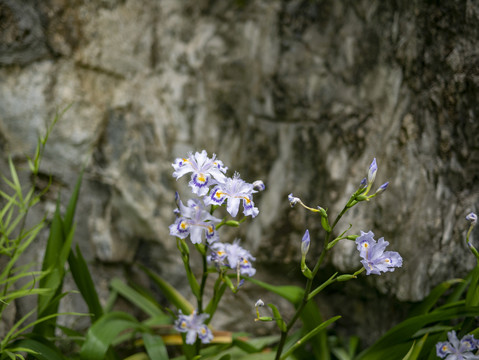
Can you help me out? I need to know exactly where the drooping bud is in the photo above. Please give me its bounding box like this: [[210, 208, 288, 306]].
[[288, 193, 301, 207], [254, 299, 269, 321], [252, 180, 265, 192], [466, 212, 477, 226], [255, 299, 265, 308], [466, 212, 479, 262]]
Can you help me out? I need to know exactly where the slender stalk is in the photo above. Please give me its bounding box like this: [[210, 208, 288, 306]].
[[198, 248, 209, 314], [274, 201, 353, 360]]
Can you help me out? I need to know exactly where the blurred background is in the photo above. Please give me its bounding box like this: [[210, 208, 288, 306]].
[[0, 0, 478, 348]]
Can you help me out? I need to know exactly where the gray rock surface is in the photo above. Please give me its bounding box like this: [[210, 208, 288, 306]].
[[0, 0, 478, 346]]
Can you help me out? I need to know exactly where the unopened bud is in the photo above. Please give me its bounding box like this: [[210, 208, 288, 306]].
[[375, 182, 389, 195], [367, 158, 377, 185], [466, 212, 477, 226], [255, 299, 264, 307], [288, 193, 301, 207], [301, 229, 311, 256], [317, 206, 328, 218], [253, 180, 265, 191], [358, 177, 367, 189], [337, 274, 357, 282]]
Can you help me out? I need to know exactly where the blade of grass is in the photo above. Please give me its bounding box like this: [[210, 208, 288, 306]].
[[138, 264, 194, 314], [68, 244, 103, 321], [110, 278, 164, 318]]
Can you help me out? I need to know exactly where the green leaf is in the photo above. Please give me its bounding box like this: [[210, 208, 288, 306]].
[[8, 338, 66, 360], [8, 157, 23, 204], [401, 333, 428, 360], [466, 266, 479, 307], [300, 300, 330, 360], [142, 332, 169, 359], [244, 277, 304, 305], [124, 354, 149, 360], [205, 281, 227, 322], [35, 217, 75, 337], [36, 170, 83, 336], [280, 315, 341, 360], [223, 274, 237, 293], [231, 337, 261, 354], [36, 200, 66, 337], [80, 312, 146, 360], [7, 311, 86, 345], [63, 169, 83, 236], [110, 278, 164, 318], [138, 264, 194, 314], [267, 304, 286, 332], [0, 287, 52, 303], [68, 244, 103, 321], [408, 279, 463, 317]]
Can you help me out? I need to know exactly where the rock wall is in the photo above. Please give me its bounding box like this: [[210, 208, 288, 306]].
[[1, 0, 478, 345]]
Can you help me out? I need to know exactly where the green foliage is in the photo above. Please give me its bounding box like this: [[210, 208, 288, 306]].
[[138, 264, 194, 315], [79, 312, 148, 360], [0, 108, 88, 358]]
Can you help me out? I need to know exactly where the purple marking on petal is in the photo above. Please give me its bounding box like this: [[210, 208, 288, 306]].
[[209, 188, 226, 205], [177, 220, 190, 234]]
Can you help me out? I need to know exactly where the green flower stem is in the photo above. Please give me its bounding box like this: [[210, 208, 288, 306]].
[[466, 225, 479, 263], [275, 199, 357, 360], [204, 275, 226, 325], [307, 273, 338, 302], [197, 250, 208, 314]]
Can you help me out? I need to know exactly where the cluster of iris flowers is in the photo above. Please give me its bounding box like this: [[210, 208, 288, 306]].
[[170, 150, 262, 344]]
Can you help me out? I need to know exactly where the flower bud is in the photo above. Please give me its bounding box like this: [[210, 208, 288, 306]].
[[367, 158, 377, 185], [358, 177, 367, 189], [253, 180, 265, 191], [466, 212, 477, 226], [288, 193, 301, 207], [317, 206, 328, 218], [301, 229, 311, 256], [375, 182, 389, 195], [337, 274, 357, 282]]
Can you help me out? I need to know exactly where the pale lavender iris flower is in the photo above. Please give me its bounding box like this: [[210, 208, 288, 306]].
[[169, 198, 221, 244], [172, 150, 228, 196], [205, 173, 259, 218], [175, 310, 213, 345], [208, 239, 256, 277], [355, 231, 402, 275], [436, 330, 479, 359]]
